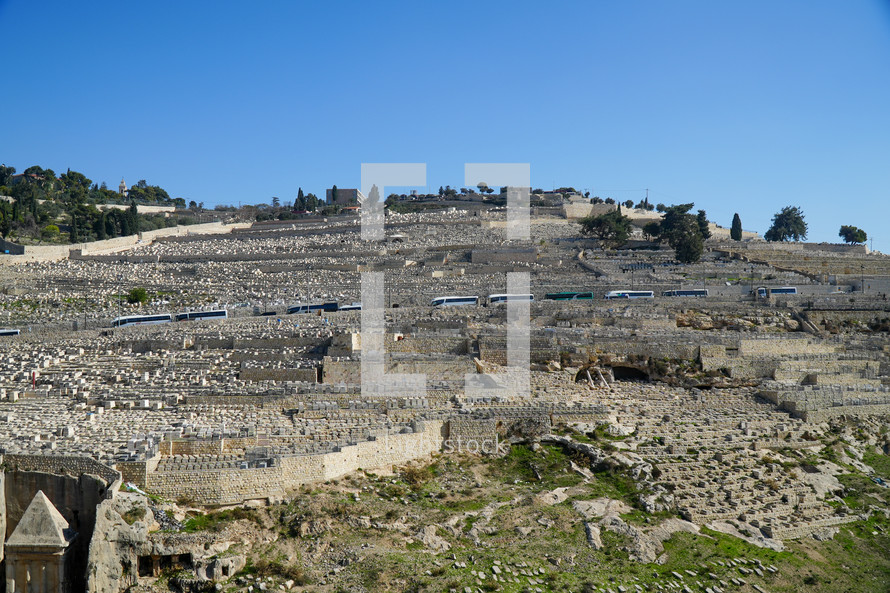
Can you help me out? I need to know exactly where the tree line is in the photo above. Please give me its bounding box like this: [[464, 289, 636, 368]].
[[0, 164, 193, 244], [577, 200, 868, 264]]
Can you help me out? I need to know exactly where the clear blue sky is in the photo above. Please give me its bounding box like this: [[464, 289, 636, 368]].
[[2, 1, 889, 250]]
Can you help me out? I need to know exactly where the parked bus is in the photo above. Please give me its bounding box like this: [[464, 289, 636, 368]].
[[661, 289, 709, 297], [604, 290, 655, 300], [757, 286, 797, 297], [175, 309, 228, 322], [0, 329, 21, 337], [544, 291, 594, 301], [111, 314, 173, 328], [488, 294, 534, 304], [287, 302, 339, 314], [430, 295, 479, 307]]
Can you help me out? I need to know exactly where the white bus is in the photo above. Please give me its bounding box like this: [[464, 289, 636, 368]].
[[430, 295, 479, 307], [488, 293, 534, 304], [287, 302, 339, 314], [545, 291, 594, 301], [175, 309, 228, 322], [757, 286, 798, 297], [604, 290, 655, 300], [111, 314, 173, 328], [661, 289, 709, 297], [0, 329, 21, 337]]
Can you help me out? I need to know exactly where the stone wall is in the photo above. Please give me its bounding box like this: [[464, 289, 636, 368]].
[[0, 238, 24, 255], [143, 421, 446, 505], [738, 338, 836, 357], [0, 222, 250, 265], [446, 419, 498, 448], [470, 248, 538, 264], [239, 368, 318, 382], [761, 385, 890, 422], [593, 338, 700, 361], [154, 437, 262, 457], [322, 358, 474, 384], [116, 461, 148, 486], [3, 454, 120, 485], [562, 203, 616, 220], [805, 309, 890, 328], [388, 336, 470, 355]]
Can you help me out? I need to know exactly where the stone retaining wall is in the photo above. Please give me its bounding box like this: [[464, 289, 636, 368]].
[[0, 222, 249, 264], [2, 453, 120, 485], [239, 368, 318, 382], [142, 421, 445, 505]]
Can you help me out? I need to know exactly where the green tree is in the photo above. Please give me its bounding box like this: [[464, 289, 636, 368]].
[[730, 213, 743, 241], [657, 203, 705, 263], [643, 221, 661, 241], [23, 166, 56, 188], [672, 217, 704, 263], [658, 204, 694, 244], [95, 213, 107, 240], [126, 287, 149, 305], [60, 169, 92, 192], [838, 225, 867, 245], [696, 210, 711, 239], [765, 206, 807, 242], [0, 165, 15, 186], [578, 209, 632, 248], [623, 199, 634, 208], [127, 202, 139, 233], [40, 224, 60, 242], [330, 184, 337, 205], [295, 188, 305, 210], [69, 215, 80, 243], [126, 180, 171, 204], [118, 209, 130, 236], [0, 201, 13, 238]]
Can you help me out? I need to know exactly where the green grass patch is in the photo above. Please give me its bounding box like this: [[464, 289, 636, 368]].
[[487, 444, 585, 490], [864, 449, 890, 477], [838, 474, 888, 509], [181, 507, 262, 533]]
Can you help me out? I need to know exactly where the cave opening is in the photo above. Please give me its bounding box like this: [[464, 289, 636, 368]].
[[609, 366, 650, 381]]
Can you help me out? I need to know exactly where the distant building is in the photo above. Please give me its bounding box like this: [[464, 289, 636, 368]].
[[8, 173, 43, 185], [119, 178, 128, 197], [326, 188, 359, 206]]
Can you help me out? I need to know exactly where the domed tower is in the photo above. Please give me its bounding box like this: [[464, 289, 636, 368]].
[[119, 178, 128, 197]]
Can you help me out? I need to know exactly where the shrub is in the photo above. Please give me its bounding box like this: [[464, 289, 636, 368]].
[[127, 287, 149, 304]]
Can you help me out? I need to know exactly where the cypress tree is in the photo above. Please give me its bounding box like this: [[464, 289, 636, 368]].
[[70, 215, 80, 243], [730, 213, 743, 241]]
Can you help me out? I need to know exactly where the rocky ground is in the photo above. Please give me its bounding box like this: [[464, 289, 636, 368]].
[[125, 419, 890, 593]]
